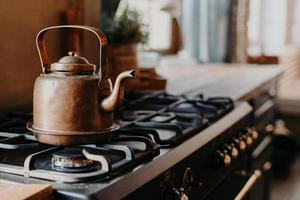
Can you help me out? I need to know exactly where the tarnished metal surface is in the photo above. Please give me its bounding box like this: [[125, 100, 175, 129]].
[[28, 25, 134, 145]]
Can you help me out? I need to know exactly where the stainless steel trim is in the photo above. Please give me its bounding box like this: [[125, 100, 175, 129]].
[[234, 170, 262, 200], [252, 135, 272, 159], [254, 99, 274, 118]]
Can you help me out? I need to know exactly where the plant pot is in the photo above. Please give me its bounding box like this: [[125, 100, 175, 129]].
[[108, 43, 141, 87]]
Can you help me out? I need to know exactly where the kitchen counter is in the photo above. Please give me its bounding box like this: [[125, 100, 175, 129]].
[[157, 56, 283, 100]]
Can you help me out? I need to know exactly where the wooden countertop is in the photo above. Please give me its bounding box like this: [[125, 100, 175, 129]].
[[0, 180, 52, 200], [157, 56, 283, 101]]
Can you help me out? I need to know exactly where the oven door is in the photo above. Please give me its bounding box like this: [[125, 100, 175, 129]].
[[203, 156, 249, 200], [234, 135, 272, 200], [247, 135, 272, 200]]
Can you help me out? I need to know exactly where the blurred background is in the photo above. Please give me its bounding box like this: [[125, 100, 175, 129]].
[[1, 0, 300, 199]]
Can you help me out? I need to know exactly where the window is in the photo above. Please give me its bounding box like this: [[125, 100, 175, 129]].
[[291, 0, 300, 44], [247, 0, 288, 56], [127, 0, 172, 50]]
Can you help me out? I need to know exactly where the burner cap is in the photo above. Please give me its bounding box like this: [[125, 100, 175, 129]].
[[53, 148, 86, 159], [52, 148, 96, 173]]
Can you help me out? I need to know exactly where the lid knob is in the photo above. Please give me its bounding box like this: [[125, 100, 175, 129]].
[[50, 51, 96, 74], [69, 51, 77, 56]]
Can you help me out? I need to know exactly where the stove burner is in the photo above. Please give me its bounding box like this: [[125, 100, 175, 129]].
[[0, 91, 235, 183], [52, 148, 96, 173]]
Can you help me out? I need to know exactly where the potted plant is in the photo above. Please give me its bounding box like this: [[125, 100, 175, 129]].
[[100, 4, 148, 84]]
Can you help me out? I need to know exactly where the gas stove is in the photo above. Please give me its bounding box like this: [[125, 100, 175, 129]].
[[0, 91, 255, 200]]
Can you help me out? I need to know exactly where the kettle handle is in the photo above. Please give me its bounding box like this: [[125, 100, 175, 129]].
[[36, 25, 107, 76]]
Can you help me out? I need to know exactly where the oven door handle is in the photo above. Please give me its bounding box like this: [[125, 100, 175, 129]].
[[234, 169, 262, 200]]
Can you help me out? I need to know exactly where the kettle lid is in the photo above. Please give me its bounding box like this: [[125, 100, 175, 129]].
[[51, 51, 96, 74]]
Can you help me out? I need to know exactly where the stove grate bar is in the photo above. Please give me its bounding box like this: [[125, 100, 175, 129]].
[[0, 164, 24, 176], [83, 144, 134, 170], [0, 135, 39, 149], [24, 146, 62, 176], [26, 167, 110, 183], [0, 132, 21, 138]]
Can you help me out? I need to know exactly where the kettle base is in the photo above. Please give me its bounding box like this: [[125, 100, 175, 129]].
[[33, 132, 113, 146], [27, 122, 119, 146]]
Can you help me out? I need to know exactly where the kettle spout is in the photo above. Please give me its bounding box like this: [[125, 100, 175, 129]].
[[101, 70, 135, 112]]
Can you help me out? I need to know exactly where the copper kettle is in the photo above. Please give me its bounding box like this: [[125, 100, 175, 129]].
[[27, 25, 135, 146]]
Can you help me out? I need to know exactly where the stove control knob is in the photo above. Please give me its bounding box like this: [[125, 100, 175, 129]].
[[215, 150, 231, 167], [244, 127, 259, 141], [250, 128, 259, 140], [163, 186, 189, 200], [183, 168, 194, 191], [178, 187, 189, 200], [224, 143, 239, 159], [242, 134, 253, 146], [233, 138, 246, 151], [265, 124, 274, 134]]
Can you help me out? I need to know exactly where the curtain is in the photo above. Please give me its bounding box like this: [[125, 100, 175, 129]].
[[182, 0, 232, 62]]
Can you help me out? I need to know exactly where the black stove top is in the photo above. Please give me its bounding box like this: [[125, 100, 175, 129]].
[[116, 92, 234, 146], [0, 91, 240, 199]]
